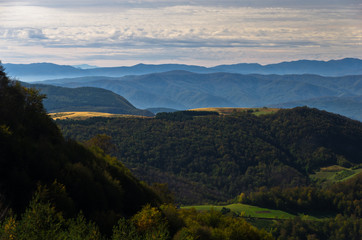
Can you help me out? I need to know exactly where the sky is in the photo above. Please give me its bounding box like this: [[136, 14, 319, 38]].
[[0, 0, 361, 67]]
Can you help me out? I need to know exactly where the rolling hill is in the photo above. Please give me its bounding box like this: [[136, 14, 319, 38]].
[[56, 107, 362, 204], [270, 96, 362, 121], [36, 71, 362, 121], [22, 82, 154, 116]]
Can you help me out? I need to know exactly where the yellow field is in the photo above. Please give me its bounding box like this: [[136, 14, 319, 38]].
[[49, 112, 146, 120], [190, 107, 280, 116], [320, 165, 346, 172]]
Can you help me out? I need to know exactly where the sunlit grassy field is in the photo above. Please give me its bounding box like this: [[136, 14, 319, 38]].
[[310, 165, 362, 184], [190, 107, 280, 116], [182, 203, 319, 220], [49, 111, 146, 120]]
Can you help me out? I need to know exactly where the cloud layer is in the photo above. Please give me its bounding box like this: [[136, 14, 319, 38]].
[[1, 1, 361, 66]]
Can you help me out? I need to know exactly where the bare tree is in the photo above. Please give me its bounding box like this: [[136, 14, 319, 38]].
[[0, 193, 9, 220]]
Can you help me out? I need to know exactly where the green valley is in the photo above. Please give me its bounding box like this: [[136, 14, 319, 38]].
[[1, 64, 361, 239]]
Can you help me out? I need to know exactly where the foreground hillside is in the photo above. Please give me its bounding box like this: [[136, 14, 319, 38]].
[[56, 107, 362, 204], [0, 65, 160, 234]]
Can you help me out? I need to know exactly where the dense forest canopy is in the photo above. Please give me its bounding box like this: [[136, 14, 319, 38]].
[[56, 107, 362, 204]]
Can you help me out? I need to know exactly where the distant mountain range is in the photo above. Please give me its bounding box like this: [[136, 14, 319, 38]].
[[72, 64, 99, 69], [5, 58, 362, 121], [35, 71, 362, 121], [4, 58, 362, 81], [22, 82, 154, 116]]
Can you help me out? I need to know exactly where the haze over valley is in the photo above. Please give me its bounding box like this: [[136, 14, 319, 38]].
[[6, 58, 362, 122]]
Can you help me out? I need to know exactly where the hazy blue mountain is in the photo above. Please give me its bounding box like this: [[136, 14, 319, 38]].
[[36, 71, 362, 121], [72, 64, 99, 69], [212, 58, 362, 76], [4, 63, 86, 81], [86, 63, 212, 76], [4, 58, 362, 82], [22, 82, 154, 116], [3, 62, 212, 81]]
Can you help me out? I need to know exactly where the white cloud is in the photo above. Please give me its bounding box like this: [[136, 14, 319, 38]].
[[3, 0, 360, 8], [0, 1, 361, 66]]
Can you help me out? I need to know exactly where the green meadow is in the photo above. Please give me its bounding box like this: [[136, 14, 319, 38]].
[[310, 165, 362, 184], [182, 203, 319, 220]]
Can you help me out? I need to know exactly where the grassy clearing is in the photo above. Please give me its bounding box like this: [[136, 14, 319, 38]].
[[182, 203, 318, 220], [310, 165, 362, 184], [49, 111, 146, 120], [320, 165, 346, 172], [190, 107, 280, 116]]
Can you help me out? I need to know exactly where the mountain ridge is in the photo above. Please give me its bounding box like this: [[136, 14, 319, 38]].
[[34, 71, 362, 121], [4, 58, 362, 81]]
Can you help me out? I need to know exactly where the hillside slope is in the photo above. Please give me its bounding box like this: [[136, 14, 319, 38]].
[[22, 83, 154, 116], [56, 107, 362, 204], [0, 66, 159, 232], [270, 95, 362, 121]]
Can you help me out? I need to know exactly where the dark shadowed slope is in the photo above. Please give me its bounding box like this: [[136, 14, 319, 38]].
[[0, 67, 160, 233]]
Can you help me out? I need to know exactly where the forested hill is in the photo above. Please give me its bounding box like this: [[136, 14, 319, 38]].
[[21, 82, 154, 116], [56, 107, 362, 204], [0, 66, 278, 240], [0, 65, 160, 233]]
